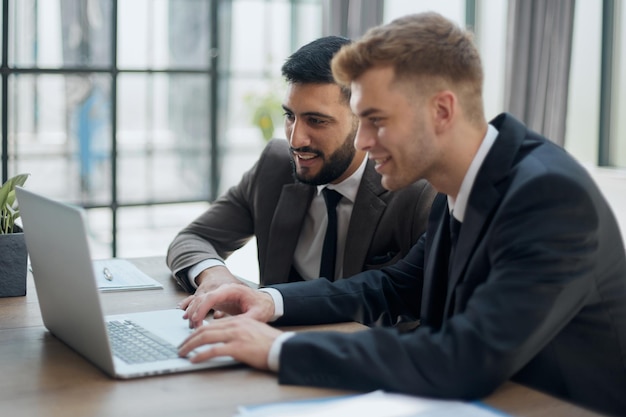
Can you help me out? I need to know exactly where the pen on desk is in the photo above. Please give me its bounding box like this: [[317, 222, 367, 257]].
[[102, 267, 113, 281]]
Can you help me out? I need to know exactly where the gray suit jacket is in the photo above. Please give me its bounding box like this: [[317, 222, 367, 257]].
[[272, 114, 626, 416], [167, 139, 435, 292]]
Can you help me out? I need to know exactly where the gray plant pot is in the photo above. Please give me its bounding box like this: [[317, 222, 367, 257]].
[[0, 231, 28, 297]]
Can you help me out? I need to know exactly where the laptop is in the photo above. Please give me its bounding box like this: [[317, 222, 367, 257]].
[[15, 186, 237, 379]]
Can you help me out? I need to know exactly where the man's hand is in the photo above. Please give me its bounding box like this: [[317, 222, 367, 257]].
[[195, 265, 246, 295], [181, 283, 276, 329], [178, 266, 248, 313], [178, 316, 281, 370]]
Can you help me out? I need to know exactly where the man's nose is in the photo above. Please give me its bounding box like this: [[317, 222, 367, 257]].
[[354, 124, 374, 152], [287, 119, 310, 149]]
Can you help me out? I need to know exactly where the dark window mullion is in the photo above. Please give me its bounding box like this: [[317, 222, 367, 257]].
[[111, 0, 118, 256], [465, 0, 476, 31], [1, 0, 9, 183], [598, 0, 615, 166], [209, 0, 219, 201]]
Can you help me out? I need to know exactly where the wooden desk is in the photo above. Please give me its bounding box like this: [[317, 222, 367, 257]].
[[0, 257, 603, 417]]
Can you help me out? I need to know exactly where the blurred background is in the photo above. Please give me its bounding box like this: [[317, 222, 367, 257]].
[[1, 0, 625, 283]]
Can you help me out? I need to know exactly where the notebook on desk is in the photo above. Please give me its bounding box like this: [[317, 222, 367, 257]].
[[15, 186, 237, 379]]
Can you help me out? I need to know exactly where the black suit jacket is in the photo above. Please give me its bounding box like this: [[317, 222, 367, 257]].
[[272, 114, 626, 416], [167, 139, 435, 291]]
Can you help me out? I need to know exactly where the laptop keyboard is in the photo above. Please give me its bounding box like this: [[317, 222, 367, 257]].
[[107, 319, 180, 364]]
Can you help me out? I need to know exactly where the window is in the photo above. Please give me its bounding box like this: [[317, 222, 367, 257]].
[[1, 0, 322, 261]]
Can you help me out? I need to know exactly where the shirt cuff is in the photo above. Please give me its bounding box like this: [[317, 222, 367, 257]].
[[187, 259, 226, 289], [267, 331, 296, 372], [258, 287, 284, 322]]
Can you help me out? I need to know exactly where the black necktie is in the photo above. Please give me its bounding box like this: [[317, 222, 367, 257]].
[[319, 188, 342, 280], [449, 212, 462, 275]]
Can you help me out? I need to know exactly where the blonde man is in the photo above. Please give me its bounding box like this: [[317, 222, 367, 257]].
[[178, 13, 626, 416]]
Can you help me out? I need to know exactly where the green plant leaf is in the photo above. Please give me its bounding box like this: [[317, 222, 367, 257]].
[[0, 173, 30, 234]]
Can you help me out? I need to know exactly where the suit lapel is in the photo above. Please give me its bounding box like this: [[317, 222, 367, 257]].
[[262, 183, 314, 285], [343, 161, 387, 277], [444, 113, 529, 315]]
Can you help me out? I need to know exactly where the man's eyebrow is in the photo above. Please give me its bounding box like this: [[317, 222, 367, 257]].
[[282, 106, 335, 121], [303, 111, 334, 120], [358, 108, 380, 118]]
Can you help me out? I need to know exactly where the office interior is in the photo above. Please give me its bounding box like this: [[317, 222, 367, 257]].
[[1, 0, 624, 285]]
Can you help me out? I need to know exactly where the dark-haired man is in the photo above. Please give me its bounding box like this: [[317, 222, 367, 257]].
[[167, 36, 435, 305]]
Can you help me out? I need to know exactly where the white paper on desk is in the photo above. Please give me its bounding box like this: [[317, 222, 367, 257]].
[[235, 390, 509, 417], [92, 258, 163, 292]]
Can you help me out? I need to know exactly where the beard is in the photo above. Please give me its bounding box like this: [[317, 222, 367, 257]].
[[291, 133, 357, 186]]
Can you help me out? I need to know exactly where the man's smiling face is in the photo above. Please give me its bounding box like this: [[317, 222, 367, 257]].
[[283, 82, 361, 185]]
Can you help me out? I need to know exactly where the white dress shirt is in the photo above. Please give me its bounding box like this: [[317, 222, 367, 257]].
[[293, 156, 367, 280], [448, 124, 499, 220]]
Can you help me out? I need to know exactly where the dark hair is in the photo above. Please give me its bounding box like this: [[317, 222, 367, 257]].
[[282, 36, 352, 101]]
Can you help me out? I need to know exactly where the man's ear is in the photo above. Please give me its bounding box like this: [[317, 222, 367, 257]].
[[431, 90, 456, 134]]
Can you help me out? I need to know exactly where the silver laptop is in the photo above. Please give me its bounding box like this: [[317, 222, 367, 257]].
[[15, 186, 237, 379]]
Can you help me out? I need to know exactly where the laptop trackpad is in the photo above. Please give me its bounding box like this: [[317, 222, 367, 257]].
[[107, 308, 212, 355]]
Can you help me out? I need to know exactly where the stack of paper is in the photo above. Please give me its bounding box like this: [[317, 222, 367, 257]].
[[235, 391, 509, 417], [93, 258, 163, 292]]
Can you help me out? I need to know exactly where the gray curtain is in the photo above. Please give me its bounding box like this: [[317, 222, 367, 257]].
[[322, 0, 384, 39], [504, 0, 576, 145]]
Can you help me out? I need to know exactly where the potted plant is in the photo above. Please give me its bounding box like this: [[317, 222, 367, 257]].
[[0, 173, 30, 297], [244, 84, 284, 142]]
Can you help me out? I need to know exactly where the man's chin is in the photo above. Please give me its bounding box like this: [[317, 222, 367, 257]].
[[295, 174, 318, 185], [381, 176, 406, 191], [294, 169, 317, 185]]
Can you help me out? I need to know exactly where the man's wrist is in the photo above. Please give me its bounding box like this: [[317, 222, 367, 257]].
[[258, 287, 284, 322], [187, 259, 226, 289], [267, 332, 296, 372]]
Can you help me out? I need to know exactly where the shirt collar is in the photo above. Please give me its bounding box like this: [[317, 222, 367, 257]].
[[317, 155, 367, 203], [448, 124, 499, 222]]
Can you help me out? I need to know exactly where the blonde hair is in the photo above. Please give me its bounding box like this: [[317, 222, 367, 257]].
[[332, 12, 485, 125]]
